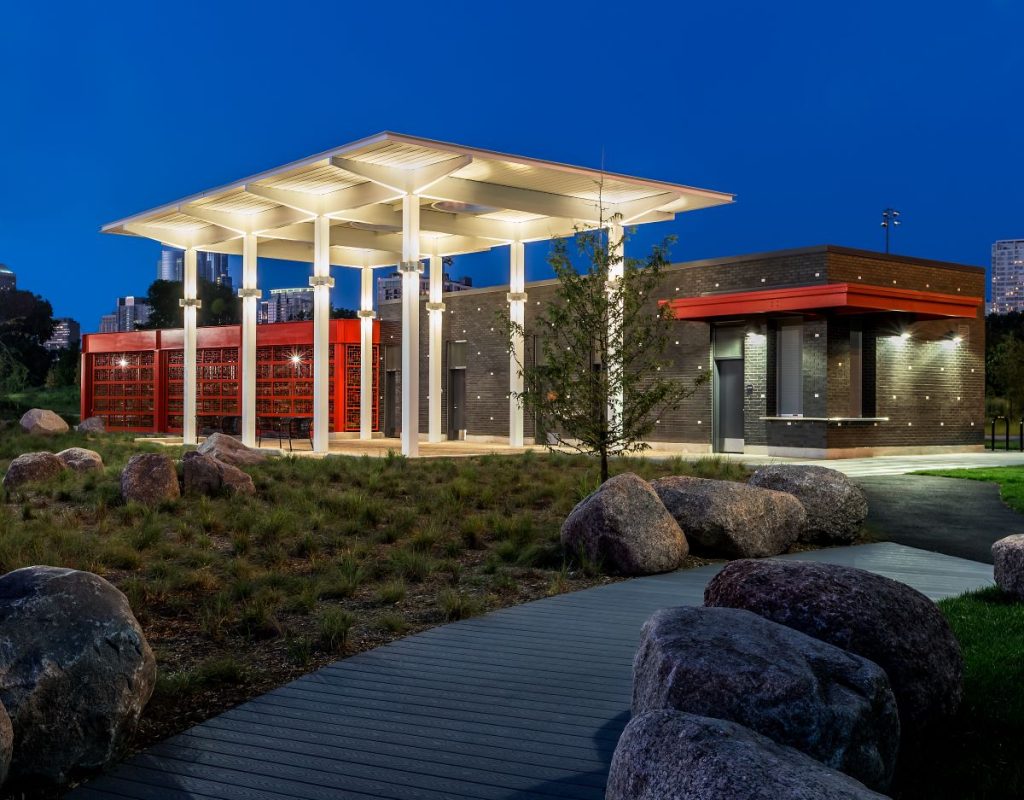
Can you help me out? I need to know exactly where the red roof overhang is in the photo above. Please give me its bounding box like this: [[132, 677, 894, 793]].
[[661, 282, 981, 321]]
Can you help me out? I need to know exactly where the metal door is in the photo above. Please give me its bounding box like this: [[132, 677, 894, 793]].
[[714, 358, 744, 453], [384, 371, 398, 438], [448, 369, 466, 439]]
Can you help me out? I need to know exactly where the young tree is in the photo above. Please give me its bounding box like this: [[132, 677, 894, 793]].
[[504, 222, 706, 483]]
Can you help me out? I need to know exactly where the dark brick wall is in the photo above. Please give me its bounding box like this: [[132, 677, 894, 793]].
[[380, 246, 985, 451], [743, 323, 768, 446]]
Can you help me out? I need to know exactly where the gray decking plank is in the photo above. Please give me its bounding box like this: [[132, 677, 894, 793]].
[[137, 742, 603, 800], [72, 543, 991, 800], [214, 706, 616, 766], [204, 713, 613, 774], [168, 729, 607, 797]]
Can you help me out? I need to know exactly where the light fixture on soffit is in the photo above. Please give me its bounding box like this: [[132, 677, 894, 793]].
[[431, 201, 500, 215]]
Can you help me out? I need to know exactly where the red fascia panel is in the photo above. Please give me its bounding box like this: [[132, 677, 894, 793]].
[[82, 330, 159, 354], [661, 283, 982, 320], [83, 319, 379, 353]]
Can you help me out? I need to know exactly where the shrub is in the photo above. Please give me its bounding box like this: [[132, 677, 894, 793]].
[[379, 612, 407, 634], [375, 579, 407, 605], [437, 589, 483, 621], [317, 557, 364, 599], [319, 607, 356, 652], [388, 548, 435, 583]]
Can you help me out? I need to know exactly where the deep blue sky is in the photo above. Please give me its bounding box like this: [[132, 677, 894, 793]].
[[2, 1, 1022, 331]]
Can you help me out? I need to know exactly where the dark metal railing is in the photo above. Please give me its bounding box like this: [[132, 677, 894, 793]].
[[989, 416, 1024, 451]]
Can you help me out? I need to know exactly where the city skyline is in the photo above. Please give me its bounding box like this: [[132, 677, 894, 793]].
[[3, 2, 1023, 327]]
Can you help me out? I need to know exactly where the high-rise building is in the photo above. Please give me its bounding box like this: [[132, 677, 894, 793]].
[[262, 288, 314, 323], [117, 296, 152, 331], [0, 264, 15, 291], [157, 248, 183, 282], [991, 239, 1024, 315], [98, 296, 151, 333], [157, 247, 232, 289], [44, 318, 81, 351], [376, 271, 473, 305]]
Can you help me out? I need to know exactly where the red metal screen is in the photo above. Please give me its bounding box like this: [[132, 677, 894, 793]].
[[81, 320, 379, 434]]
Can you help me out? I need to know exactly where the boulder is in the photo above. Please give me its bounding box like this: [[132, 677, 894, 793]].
[[748, 464, 868, 543], [705, 559, 963, 733], [183, 451, 255, 496], [607, 710, 889, 800], [633, 606, 898, 791], [57, 447, 104, 473], [560, 472, 687, 575], [993, 535, 1024, 600], [120, 453, 180, 506], [0, 566, 156, 785], [651, 476, 805, 558], [196, 432, 267, 467], [19, 408, 69, 436], [217, 459, 256, 495], [2, 451, 64, 491], [76, 416, 106, 433], [0, 701, 12, 787]]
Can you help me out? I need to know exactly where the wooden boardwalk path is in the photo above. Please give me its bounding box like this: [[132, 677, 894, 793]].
[[71, 543, 993, 800]]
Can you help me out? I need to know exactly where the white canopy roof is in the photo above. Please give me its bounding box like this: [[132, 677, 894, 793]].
[[103, 132, 734, 268]]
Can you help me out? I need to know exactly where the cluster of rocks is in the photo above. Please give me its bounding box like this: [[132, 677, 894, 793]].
[[0, 566, 155, 788], [4, 427, 264, 503], [18, 408, 106, 436], [608, 559, 965, 799], [121, 434, 264, 505], [3, 447, 105, 491], [560, 465, 868, 574]]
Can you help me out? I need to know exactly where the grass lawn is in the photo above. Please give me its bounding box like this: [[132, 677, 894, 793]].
[[915, 465, 1024, 514], [0, 423, 746, 766], [0, 386, 81, 422], [892, 587, 1024, 800]]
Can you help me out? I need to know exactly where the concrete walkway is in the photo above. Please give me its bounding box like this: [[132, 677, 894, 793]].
[[792, 451, 1024, 478], [861, 474, 1024, 563], [71, 543, 991, 800]]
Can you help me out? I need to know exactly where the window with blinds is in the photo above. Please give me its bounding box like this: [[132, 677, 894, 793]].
[[776, 322, 803, 416]]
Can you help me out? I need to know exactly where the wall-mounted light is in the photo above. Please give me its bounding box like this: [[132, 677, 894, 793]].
[[899, 331, 911, 340], [118, 358, 128, 368]]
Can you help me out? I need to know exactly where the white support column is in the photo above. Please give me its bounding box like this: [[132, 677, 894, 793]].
[[358, 262, 375, 441], [310, 215, 334, 454], [180, 247, 200, 445], [399, 194, 422, 457], [507, 240, 526, 447], [427, 250, 444, 443], [239, 234, 259, 447], [607, 218, 625, 435]]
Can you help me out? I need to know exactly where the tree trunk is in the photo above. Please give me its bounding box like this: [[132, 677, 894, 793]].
[[600, 448, 609, 484]]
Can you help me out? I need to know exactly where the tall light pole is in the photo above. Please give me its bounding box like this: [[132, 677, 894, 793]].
[[880, 208, 901, 254]]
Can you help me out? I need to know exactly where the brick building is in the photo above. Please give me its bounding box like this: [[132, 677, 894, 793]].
[[379, 245, 985, 458]]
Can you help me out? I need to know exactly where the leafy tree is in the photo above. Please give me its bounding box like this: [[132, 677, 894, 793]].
[[0, 341, 30, 394], [504, 222, 706, 483], [331, 306, 358, 319], [139, 279, 240, 329], [0, 289, 55, 386], [46, 343, 80, 388], [988, 334, 1024, 420]]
